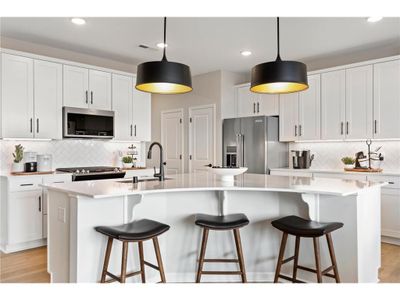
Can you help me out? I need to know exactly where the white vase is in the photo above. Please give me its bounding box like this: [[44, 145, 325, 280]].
[[11, 162, 24, 173], [122, 163, 133, 169], [344, 164, 354, 169]]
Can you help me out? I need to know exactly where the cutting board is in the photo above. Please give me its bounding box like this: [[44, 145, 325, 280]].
[[344, 168, 383, 173], [10, 171, 55, 176]]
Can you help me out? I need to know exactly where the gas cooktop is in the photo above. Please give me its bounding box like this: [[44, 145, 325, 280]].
[[56, 166, 125, 181]]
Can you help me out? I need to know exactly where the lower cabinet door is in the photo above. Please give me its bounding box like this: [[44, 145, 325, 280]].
[[381, 188, 400, 239], [8, 190, 43, 245]]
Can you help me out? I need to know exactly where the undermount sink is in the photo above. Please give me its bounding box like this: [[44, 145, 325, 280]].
[[117, 177, 173, 183]]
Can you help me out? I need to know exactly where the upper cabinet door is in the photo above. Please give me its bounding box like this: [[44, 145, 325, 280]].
[[321, 70, 346, 140], [373, 60, 400, 139], [112, 74, 133, 141], [89, 69, 112, 110], [279, 93, 299, 141], [63, 65, 89, 108], [298, 74, 321, 140], [132, 87, 151, 141], [345, 65, 373, 139], [1, 53, 34, 138], [258, 94, 279, 116], [34, 60, 63, 139], [237, 85, 256, 117]]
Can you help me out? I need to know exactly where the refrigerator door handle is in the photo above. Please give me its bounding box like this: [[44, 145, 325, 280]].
[[241, 134, 245, 168]]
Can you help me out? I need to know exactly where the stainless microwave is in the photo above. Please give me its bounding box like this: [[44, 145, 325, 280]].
[[63, 107, 114, 139]]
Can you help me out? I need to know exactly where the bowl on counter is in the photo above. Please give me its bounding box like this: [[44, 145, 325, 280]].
[[208, 166, 248, 181]]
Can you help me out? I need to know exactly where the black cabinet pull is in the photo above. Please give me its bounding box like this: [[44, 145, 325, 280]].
[[20, 183, 33, 186], [39, 196, 42, 212], [294, 125, 297, 137], [90, 91, 93, 104], [253, 102, 256, 114], [85, 90, 88, 104], [257, 102, 260, 113], [130, 124, 133, 136], [30, 118, 33, 133], [37, 119, 39, 133], [340, 122, 344, 135], [346, 121, 349, 135], [299, 125, 302, 136], [134, 125, 137, 137], [374, 120, 377, 134]]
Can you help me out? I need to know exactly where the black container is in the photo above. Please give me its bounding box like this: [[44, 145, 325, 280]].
[[24, 162, 37, 172]]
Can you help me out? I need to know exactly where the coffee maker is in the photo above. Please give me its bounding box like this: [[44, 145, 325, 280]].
[[291, 150, 314, 169]]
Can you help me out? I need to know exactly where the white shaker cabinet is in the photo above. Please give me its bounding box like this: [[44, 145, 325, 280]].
[[279, 92, 299, 141], [88, 69, 112, 110], [1, 53, 34, 138], [132, 87, 151, 141], [236, 84, 279, 117], [279, 75, 320, 141], [34, 60, 63, 139], [63, 65, 89, 108], [373, 59, 400, 139], [112, 74, 133, 140], [321, 70, 346, 140], [345, 65, 373, 139], [298, 74, 321, 140], [8, 189, 43, 245], [64, 65, 112, 110]]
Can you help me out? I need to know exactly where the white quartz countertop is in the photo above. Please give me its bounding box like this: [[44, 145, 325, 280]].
[[41, 173, 387, 199], [270, 168, 400, 176]]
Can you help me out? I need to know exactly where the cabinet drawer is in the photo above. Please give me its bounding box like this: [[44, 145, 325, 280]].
[[8, 176, 43, 192], [367, 175, 400, 189], [42, 174, 72, 184]]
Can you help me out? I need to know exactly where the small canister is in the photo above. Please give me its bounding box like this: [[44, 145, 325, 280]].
[[37, 154, 53, 172], [24, 162, 37, 172]]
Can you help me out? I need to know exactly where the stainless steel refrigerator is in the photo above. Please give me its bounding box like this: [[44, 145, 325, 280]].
[[222, 116, 288, 174]]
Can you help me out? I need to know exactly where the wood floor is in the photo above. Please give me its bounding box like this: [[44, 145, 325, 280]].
[[1, 243, 399, 283]]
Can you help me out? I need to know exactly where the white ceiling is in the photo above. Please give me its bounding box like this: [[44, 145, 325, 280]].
[[1, 17, 399, 75]]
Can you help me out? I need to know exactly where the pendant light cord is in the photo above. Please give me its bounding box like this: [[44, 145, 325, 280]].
[[276, 17, 281, 61], [162, 17, 168, 61]]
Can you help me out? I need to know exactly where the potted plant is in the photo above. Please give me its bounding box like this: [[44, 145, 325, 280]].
[[341, 156, 355, 169], [122, 156, 133, 169], [11, 144, 24, 173]]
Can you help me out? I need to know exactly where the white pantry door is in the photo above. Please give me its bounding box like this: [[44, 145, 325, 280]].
[[161, 109, 184, 175], [189, 105, 215, 174]]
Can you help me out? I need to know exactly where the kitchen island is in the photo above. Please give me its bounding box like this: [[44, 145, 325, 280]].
[[42, 173, 386, 283]]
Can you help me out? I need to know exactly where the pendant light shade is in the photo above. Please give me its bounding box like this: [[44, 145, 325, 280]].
[[136, 17, 192, 94], [250, 18, 308, 94]]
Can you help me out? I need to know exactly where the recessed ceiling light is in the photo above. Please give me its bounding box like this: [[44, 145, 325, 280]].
[[71, 18, 86, 25], [367, 17, 383, 23], [156, 42, 168, 48], [241, 50, 252, 57]]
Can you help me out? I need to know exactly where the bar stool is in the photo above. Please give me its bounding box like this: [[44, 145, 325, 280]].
[[95, 219, 170, 283], [194, 213, 249, 283], [271, 215, 343, 283]]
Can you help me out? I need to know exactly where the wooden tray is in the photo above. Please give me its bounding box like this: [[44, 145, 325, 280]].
[[10, 171, 55, 176], [344, 168, 383, 173]]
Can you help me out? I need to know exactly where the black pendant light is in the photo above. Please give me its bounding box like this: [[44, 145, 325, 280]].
[[250, 17, 308, 94], [136, 17, 192, 94]]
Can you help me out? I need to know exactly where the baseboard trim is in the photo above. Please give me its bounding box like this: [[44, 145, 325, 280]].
[[1, 239, 47, 253], [381, 236, 400, 246]]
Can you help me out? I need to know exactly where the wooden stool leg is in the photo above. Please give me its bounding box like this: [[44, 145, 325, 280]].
[[153, 237, 166, 283], [292, 236, 301, 283], [326, 233, 341, 283], [196, 228, 209, 283], [233, 228, 247, 283], [274, 232, 288, 283], [120, 241, 129, 283], [138, 241, 146, 283], [313, 237, 323, 283], [100, 237, 113, 283]]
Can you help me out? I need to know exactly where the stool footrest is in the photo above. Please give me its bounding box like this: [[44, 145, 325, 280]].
[[281, 255, 295, 264], [201, 271, 243, 275], [297, 265, 336, 278], [278, 274, 305, 283], [104, 270, 142, 283], [203, 258, 239, 263], [144, 261, 160, 271]]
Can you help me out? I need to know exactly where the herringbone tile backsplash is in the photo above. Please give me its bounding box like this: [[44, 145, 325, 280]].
[[289, 140, 400, 171], [0, 139, 145, 172]]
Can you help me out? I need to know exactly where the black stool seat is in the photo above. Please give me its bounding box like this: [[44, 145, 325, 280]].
[[195, 213, 249, 230], [271, 215, 343, 237], [95, 219, 170, 241]]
